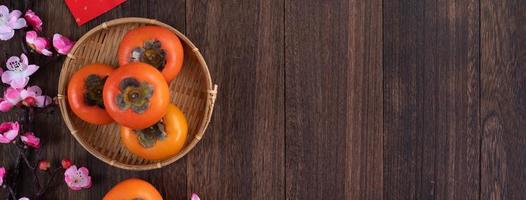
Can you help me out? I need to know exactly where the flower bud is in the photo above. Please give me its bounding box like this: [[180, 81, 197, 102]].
[[22, 97, 36, 107], [38, 160, 50, 171], [61, 159, 72, 169]]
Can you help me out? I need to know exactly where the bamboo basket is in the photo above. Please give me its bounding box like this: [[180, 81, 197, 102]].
[[57, 18, 217, 170]]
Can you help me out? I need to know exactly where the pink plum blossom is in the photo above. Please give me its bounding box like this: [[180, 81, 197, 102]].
[[24, 10, 42, 31], [0, 121, 18, 143], [0, 86, 51, 111], [0, 167, 5, 186], [2, 54, 39, 89], [21, 132, 40, 148], [64, 165, 91, 190], [19, 198, 29, 200], [52, 34, 74, 55], [0, 87, 22, 111], [0, 5, 26, 41], [20, 86, 51, 108], [191, 193, 200, 200], [25, 31, 52, 56]]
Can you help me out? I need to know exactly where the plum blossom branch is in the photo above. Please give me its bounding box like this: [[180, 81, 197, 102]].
[[0, 3, 86, 200]]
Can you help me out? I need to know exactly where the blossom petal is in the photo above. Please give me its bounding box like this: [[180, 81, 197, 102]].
[[0, 122, 17, 132], [0, 167, 5, 177], [191, 193, 201, 200], [21, 132, 40, 148], [34, 95, 51, 107], [0, 136, 11, 143], [0, 25, 11, 33], [78, 167, 89, 175], [3, 72, 29, 89], [4, 87, 21, 103], [20, 54, 28, 65], [41, 49, 52, 56], [8, 10, 21, 21], [22, 64, 38, 77], [0, 6, 9, 18], [4, 129, 18, 140], [10, 18, 26, 29], [64, 165, 77, 176], [2, 71, 15, 84], [0, 167, 4, 186], [83, 176, 92, 188], [27, 34, 53, 56], [26, 85, 42, 95], [0, 29, 14, 41], [0, 100, 14, 112], [24, 10, 42, 31], [0, 122, 18, 143], [53, 34, 75, 55], [33, 37, 49, 50], [8, 10, 26, 29], [25, 30, 37, 43]]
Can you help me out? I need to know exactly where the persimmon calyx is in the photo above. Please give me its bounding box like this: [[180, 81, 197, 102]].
[[135, 122, 167, 148], [84, 74, 107, 108], [130, 39, 167, 71], [115, 77, 154, 113]]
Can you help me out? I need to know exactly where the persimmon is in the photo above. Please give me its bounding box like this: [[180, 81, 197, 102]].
[[103, 62, 170, 129], [121, 104, 188, 161], [67, 64, 114, 125], [103, 178, 163, 200], [118, 26, 184, 82]]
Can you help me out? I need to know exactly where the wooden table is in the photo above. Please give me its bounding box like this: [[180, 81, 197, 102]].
[[0, 0, 524, 199]]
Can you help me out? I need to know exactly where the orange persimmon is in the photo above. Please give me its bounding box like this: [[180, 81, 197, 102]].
[[121, 104, 188, 161], [118, 26, 184, 82], [103, 62, 170, 129], [67, 64, 114, 125], [103, 178, 163, 200]]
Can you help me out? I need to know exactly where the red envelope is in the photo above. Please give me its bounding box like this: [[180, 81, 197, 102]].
[[65, 0, 126, 26]]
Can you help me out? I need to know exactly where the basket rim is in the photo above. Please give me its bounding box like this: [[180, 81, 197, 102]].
[[57, 17, 216, 170]]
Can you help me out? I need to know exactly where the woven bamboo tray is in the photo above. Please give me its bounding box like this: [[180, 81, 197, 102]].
[[57, 18, 217, 170]]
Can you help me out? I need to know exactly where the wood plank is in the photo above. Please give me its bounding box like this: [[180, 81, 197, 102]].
[[481, 0, 526, 199], [285, 0, 383, 199], [0, 0, 186, 199], [346, 0, 383, 199], [383, 0, 480, 199], [186, 0, 285, 199]]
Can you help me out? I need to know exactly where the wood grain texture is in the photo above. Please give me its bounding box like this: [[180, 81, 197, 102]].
[[481, 0, 526, 199], [3, 0, 526, 199], [346, 0, 383, 199], [186, 0, 285, 199], [284, 0, 383, 199], [383, 0, 480, 199]]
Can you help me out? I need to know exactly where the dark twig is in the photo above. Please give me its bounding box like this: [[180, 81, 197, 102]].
[[15, 146, 33, 170], [7, 185, 17, 200], [9, 141, 23, 200], [36, 168, 62, 198]]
